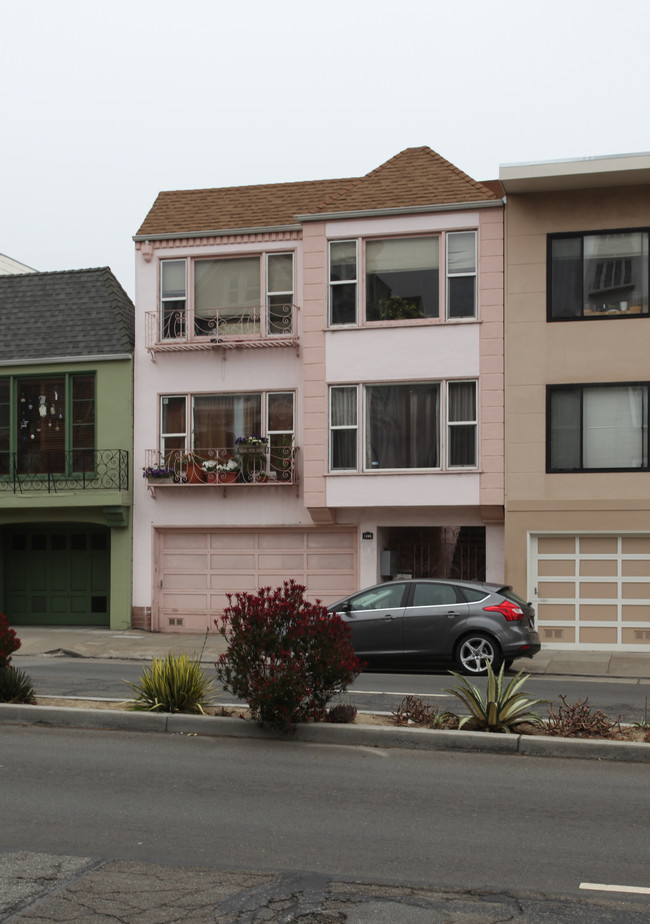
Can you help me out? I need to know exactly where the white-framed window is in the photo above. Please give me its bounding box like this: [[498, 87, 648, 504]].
[[329, 386, 358, 469], [329, 380, 478, 472], [160, 260, 186, 340], [446, 231, 477, 319], [329, 241, 358, 325], [266, 253, 295, 334], [328, 231, 477, 327], [160, 391, 294, 455], [548, 383, 649, 472], [447, 380, 478, 467], [366, 237, 439, 321], [159, 252, 295, 338]]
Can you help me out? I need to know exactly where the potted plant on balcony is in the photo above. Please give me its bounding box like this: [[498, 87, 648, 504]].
[[182, 452, 205, 484], [142, 465, 176, 483], [202, 455, 240, 484], [235, 435, 268, 483]]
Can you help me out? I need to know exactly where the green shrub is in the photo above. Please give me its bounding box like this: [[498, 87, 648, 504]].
[[215, 580, 363, 730], [0, 666, 36, 704], [444, 663, 546, 733], [125, 653, 216, 714]]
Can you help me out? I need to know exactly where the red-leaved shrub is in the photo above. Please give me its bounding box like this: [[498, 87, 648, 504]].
[[0, 613, 20, 670], [215, 580, 363, 730]]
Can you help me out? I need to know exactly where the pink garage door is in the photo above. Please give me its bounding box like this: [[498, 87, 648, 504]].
[[155, 527, 359, 632]]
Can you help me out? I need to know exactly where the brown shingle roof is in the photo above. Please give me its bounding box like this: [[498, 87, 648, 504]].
[[136, 178, 357, 237], [307, 147, 499, 214], [136, 147, 499, 238]]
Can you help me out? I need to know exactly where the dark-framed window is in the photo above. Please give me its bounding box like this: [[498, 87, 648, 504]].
[[548, 229, 649, 320], [547, 382, 649, 472], [0, 373, 96, 476]]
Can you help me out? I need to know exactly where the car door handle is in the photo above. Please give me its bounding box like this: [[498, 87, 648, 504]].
[[446, 610, 459, 618], [383, 613, 399, 620]]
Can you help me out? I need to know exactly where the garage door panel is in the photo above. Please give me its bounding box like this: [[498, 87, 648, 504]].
[[257, 532, 305, 550], [156, 527, 358, 632], [167, 533, 209, 550], [164, 593, 209, 610], [257, 553, 305, 569], [533, 532, 650, 650], [209, 553, 257, 570], [307, 531, 355, 549], [210, 533, 257, 550], [163, 553, 209, 570], [164, 573, 208, 590]]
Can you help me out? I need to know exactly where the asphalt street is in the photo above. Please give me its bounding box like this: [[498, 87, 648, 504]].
[[16, 655, 650, 724], [1, 724, 649, 922]]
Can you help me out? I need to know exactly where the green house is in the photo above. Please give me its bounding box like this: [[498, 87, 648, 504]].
[[0, 268, 134, 628]]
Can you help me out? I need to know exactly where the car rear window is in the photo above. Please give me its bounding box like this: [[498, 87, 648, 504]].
[[460, 587, 490, 602], [499, 587, 529, 608]]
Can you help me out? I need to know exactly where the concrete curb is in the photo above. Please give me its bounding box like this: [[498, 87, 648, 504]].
[[1, 703, 649, 762]]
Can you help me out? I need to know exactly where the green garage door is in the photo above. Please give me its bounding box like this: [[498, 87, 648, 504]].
[[5, 526, 110, 626]]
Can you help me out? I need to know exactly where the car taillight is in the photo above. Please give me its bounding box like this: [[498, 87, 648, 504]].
[[483, 600, 524, 622]]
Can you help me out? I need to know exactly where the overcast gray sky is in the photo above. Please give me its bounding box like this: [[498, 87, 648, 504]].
[[3, 0, 649, 298]]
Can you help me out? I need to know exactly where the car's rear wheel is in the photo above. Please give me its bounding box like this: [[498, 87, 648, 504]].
[[455, 633, 503, 676]]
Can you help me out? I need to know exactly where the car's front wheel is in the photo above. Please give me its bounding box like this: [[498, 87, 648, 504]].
[[455, 633, 502, 676]]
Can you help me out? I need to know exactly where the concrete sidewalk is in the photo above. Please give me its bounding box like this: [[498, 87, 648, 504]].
[[11, 625, 650, 678]]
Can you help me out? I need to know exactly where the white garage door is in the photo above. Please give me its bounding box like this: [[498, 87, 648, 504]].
[[531, 533, 650, 650], [155, 527, 358, 632]]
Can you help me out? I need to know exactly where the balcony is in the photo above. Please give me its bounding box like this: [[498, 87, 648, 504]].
[[145, 304, 299, 357], [143, 445, 298, 492], [0, 450, 129, 493]]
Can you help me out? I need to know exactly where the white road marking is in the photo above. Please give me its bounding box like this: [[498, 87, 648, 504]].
[[352, 690, 450, 698], [580, 882, 650, 895]]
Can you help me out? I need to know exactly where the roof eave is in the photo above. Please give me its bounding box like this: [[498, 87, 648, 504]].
[[0, 353, 133, 367], [133, 223, 302, 243], [295, 199, 504, 222]]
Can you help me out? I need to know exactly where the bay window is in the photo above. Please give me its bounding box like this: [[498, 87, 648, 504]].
[[329, 231, 477, 326], [159, 252, 294, 339], [548, 230, 649, 319], [548, 383, 649, 471], [329, 380, 478, 472], [160, 391, 294, 458]]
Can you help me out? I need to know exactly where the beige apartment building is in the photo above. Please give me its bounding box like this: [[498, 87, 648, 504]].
[[501, 153, 650, 651]]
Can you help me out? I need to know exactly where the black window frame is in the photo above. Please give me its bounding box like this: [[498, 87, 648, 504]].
[[546, 381, 650, 473], [547, 227, 650, 322]]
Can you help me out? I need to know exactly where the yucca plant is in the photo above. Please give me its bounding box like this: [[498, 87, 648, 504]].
[[0, 666, 36, 704], [444, 663, 546, 733], [125, 653, 216, 714]]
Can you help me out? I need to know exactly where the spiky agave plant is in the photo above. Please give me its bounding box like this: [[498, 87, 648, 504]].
[[0, 666, 36, 703], [444, 662, 546, 733], [125, 652, 216, 714]]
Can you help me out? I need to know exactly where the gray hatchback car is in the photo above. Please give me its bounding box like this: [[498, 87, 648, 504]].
[[328, 579, 541, 675]]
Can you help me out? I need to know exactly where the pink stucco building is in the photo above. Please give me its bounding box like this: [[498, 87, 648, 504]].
[[132, 147, 505, 632]]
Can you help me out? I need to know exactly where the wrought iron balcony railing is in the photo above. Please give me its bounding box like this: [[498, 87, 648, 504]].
[[143, 445, 298, 488], [0, 450, 129, 493], [145, 303, 299, 355]]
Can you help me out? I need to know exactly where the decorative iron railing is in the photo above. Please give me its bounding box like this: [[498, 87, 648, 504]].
[[0, 450, 129, 493], [143, 445, 297, 487], [145, 304, 298, 353]]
